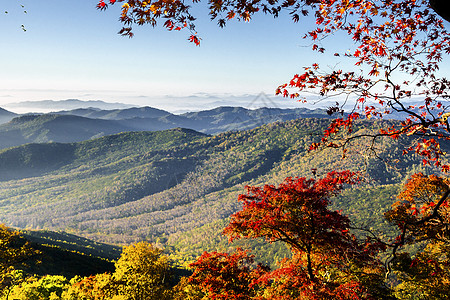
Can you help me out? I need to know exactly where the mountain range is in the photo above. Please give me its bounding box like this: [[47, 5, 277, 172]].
[[0, 105, 337, 149], [0, 99, 446, 266]]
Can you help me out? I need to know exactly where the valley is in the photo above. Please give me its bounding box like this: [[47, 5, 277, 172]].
[[0, 112, 443, 262]]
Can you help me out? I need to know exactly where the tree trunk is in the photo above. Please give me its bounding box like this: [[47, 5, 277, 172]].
[[306, 245, 314, 281]]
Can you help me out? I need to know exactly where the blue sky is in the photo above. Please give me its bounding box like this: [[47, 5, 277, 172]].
[[0, 1, 347, 112], [3, 1, 446, 114]]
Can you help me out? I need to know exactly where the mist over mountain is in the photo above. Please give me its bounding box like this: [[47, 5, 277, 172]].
[[3, 99, 133, 113]]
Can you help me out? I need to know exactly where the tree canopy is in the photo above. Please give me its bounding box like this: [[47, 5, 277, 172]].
[[167, 172, 392, 299]]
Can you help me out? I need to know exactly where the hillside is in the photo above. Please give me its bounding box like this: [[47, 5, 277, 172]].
[[4, 229, 118, 278], [0, 106, 337, 149], [23, 242, 116, 278], [0, 114, 136, 149], [0, 118, 444, 262]]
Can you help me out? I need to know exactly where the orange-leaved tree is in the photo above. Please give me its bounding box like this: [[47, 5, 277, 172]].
[[219, 171, 389, 299], [184, 249, 269, 300], [384, 173, 450, 298]]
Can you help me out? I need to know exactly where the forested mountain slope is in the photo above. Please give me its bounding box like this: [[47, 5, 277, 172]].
[[0, 114, 135, 149], [0, 119, 444, 259]]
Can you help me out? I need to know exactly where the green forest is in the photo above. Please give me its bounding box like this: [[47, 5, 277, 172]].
[[0, 119, 437, 248]]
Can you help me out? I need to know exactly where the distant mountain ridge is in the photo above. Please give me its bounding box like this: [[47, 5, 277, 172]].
[[55, 106, 171, 120], [0, 105, 337, 149]]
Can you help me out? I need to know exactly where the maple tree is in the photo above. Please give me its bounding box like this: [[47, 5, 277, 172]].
[[219, 171, 390, 299], [385, 173, 450, 247], [184, 248, 268, 300]]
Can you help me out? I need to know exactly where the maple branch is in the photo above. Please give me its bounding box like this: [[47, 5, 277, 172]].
[[385, 70, 425, 124]]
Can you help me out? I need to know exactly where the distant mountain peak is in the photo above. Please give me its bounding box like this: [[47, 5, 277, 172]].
[[0, 107, 16, 115]]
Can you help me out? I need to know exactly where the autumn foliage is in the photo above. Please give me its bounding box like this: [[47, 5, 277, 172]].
[[275, 0, 450, 172], [183, 172, 450, 299], [187, 249, 268, 299], [379, 173, 450, 298], [183, 171, 388, 299], [385, 173, 450, 241]]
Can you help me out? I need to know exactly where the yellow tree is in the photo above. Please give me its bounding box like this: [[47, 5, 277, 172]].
[[385, 174, 450, 299], [111, 241, 172, 300], [0, 224, 40, 298], [62, 242, 172, 300], [6, 275, 69, 300]]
